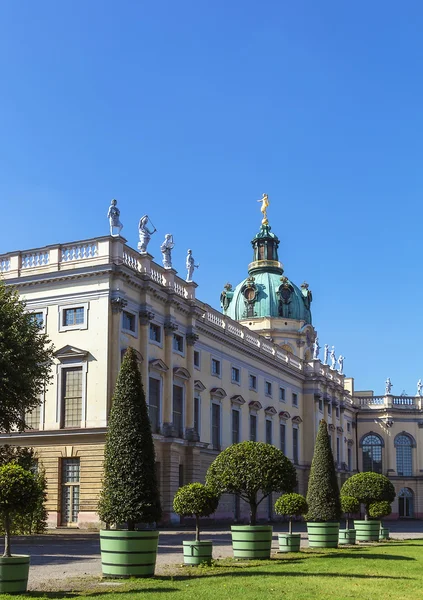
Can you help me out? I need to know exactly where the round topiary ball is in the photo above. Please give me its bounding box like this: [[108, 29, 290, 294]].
[[340, 495, 360, 515], [368, 500, 392, 520], [275, 493, 308, 517], [340, 472, 395, 516], [173, 483, 219, 518]]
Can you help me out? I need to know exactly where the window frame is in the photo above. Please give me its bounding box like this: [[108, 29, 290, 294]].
[[173, 333, 185, 355], [249, 413, 257, 442], [148, 375, 162, 434], [28, 307, 48, 333], [211, 357, 221, 378], [149, 322, 162, 346], [193, 349, 201, 370], [59, 302, 89, 332], [279, 387, 286, 402], [265, 381, 273, 397], [249, 373, 257, 391], [122, 310, 137, 336], [292, 392, 298, 407], [57, 361, 88, 429], [232, 408, 240, 444], [265, 419, 273, 445], [231, 366, 241, 385], [211, 402, 221, 450]]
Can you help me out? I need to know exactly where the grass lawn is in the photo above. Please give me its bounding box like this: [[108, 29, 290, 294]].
[[8, 539, 423, 600]]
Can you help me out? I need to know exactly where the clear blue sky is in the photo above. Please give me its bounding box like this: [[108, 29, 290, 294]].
[[1, 0, 422, 394]]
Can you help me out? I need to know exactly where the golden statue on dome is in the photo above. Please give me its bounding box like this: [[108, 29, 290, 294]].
[[257, 193, 269, 225]]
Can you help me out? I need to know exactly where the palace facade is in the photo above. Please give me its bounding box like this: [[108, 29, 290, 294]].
[[0, 215, 421, 526]]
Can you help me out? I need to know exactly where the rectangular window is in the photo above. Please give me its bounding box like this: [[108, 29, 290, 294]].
[[194, 396, 200, 437], [292, 393, 298, 407], [211, 358, 221, 376], [318, 398, 323, 411], [173, 385, 184, 438], [328, 403, 332, 415], [336, 437, 340, 464], [149, 323, 161, 343], [232, 409, 240, 444], [249, 374, 257, 390], [173, 334, 184, 353], [265, 381, 272, 397], [249, 414, 257, 442], [64, 307, 84, 327], [211, 404, 221, 450], [347, 422, 351, 433], [293, 427, 299, 464], [61, 458, 80, 525], [25, 402, 41, 430], [266, 419, 272, 444], [232, 367, 240, 383], [347, 447, 352, 471], [62, 367, 82, 428], [336, 406, 339, 418], [194, 350, 200, 368], [280, 423, 286, 454], [31, 312, 44, 328], [148, 377, 161, 434], [122, 311, 136, 332], [279, 387, 286, 402]]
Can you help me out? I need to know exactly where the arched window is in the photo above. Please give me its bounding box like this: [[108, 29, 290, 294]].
[[361, 434, 383, 473], [395, 434, 414, 477], [398, 488, 414, 518]]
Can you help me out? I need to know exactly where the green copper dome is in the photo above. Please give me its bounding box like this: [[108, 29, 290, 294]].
[[221, 223, 312, 324]]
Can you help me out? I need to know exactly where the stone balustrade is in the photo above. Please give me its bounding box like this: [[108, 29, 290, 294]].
[[354, 395, 422, 409]]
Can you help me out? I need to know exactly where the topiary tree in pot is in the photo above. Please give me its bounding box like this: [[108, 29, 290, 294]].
[[340, 472, 395, 542], [274, 493, 308, 553], [368, 501, 392, 540], [0, 463, 39, 593], [339, 495, 360, 545], [306, 419, 342, 548], [98, 347, 162, 578], [173, 483, 219, 565], [206, 441, 297, 560]]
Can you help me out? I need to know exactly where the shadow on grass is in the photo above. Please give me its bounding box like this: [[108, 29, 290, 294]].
[[316, 552, 415, 561], [26, 589, 177, 599]]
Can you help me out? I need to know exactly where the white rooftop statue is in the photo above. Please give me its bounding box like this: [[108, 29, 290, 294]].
[[337, 354, 345, 375], [417, 379, 422, 397], [313, 337, 320, 360], [323, 343, 329, 365], [186, 249, 199, 283], [107, 199, 123, 237], [138, 215, 156, 254], [385, 378, 393, 395], [161, 234, 174, 270], [330, 346, 336, 370]]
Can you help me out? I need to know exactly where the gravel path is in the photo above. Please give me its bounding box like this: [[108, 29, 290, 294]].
[[2, 521, 422, 591]]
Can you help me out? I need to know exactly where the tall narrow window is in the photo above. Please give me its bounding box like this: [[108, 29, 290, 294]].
[[292, 393, 298, 407], [361, 434, 383, 473], [194, 396, 200, 437], [62, 367, 82, 428], [173, 385, 184, 438], [280, 423, 286, 454], [61, 458, 80, 525], [232, 409, 240, 444], [336, 437, 340, 465], [211, 404, 221, 450], [347, 447, 352, 471], [395, 434, 413, 477], [249, 414, 257, 441], [25, 402, 41, 430], [148, 377, 161, 434], [293, 427, 299, 464], [266, 419, 272, 444]]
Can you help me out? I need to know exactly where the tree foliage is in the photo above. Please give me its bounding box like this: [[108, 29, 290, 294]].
[[340, 472, 395, 518], [306, 419, 341, 522], [0, 280, 54, 432], [340, 495, 360, 516], [368, 501, 392, 520], [275, 493, 308, 534], [206, 441, 297, 525], [173, 483, 219, 541], [0, 463, 39, 556], [0, 445, 47, 534], [98, 347, 161, 529]]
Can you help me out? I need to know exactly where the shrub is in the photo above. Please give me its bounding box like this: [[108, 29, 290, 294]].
[[368, 501, 392, 520], [173, 483, 219, 541], [306, 419, 341, 522], [0, 463, 39, 556], [206, 441, 297, 525], [98, 347, 161, 529], [341, 495, 360, 530], [274, 493, 308, 534], [340, 472, 395, 519]]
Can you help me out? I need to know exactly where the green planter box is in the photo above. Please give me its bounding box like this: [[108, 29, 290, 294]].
[[354, 520, 381, 542], [0, 555, 30, 594], [231, 525, 273, 560], [182, 541, 213, 566], [338, 529, 356, 545], [307, 522, 339, 548], [379, 527, 390, 541], [278, 533, 301, 553], [100, 529, 159, 578]]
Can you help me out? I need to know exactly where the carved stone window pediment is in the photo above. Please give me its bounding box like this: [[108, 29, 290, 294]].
[[149, 358, 169, 372], [231, 394, 246, 406], [54, 345, 89, 361], [210, 387, 227, 400], [265, 406, 277, 416], [194, 380, 206, 392], [292, 416, 303, 424], [279, 410, 291, 420], [173, 366, 191, 380]]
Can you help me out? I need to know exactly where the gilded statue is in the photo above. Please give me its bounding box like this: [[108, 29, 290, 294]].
[[257, 193, 269, 225]]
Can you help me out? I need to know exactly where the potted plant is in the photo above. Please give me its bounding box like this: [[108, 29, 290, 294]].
[[173, 483, 219, 565], [0, 463, 39, 593], [368, 501, 392, 540], [339, 495, 360, 545], [306, 419, 342, 548], [340, 472, 395, 542], [206, 441, 297, 559], [274, 493, 307, 553], [98, 347, 162, 578]]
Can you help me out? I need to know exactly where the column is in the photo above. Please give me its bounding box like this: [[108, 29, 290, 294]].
[[162, 321, 177, 434]]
